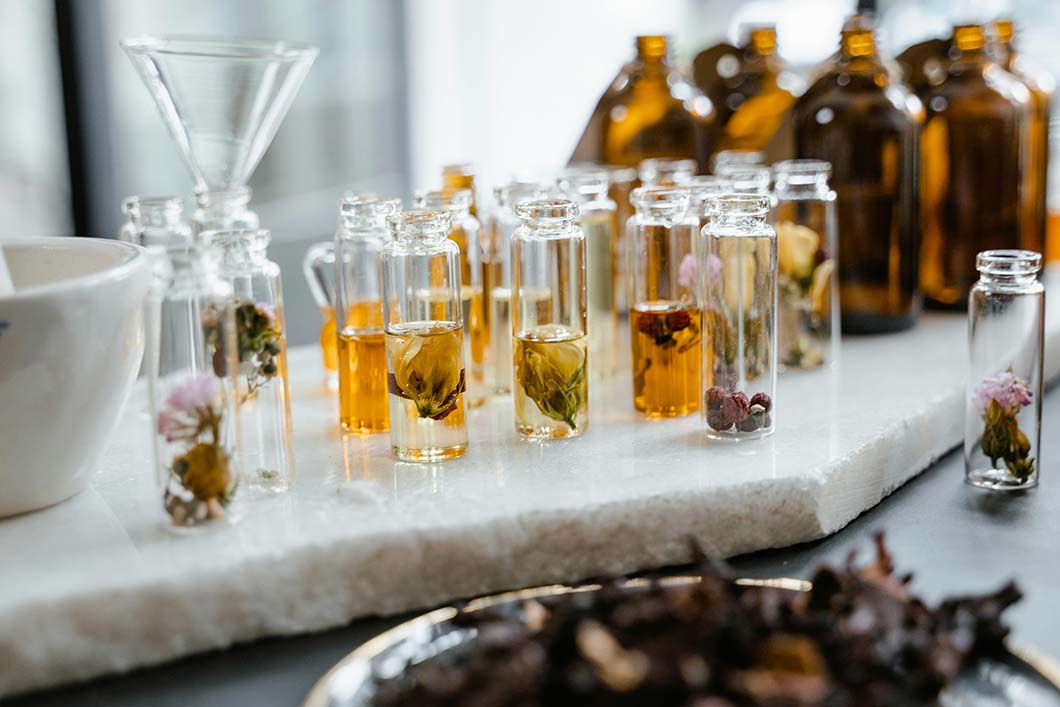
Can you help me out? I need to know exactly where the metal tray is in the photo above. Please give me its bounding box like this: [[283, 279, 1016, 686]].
[[304, 577, 1060, 707]]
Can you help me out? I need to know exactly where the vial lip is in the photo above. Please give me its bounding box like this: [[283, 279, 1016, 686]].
[[339, 193, 401, 220], [708, 193, 772, 217], [710, 150, 765, 173], [681, 175, 733, 199], [515, 198, 579, 222], [442, 162, 475, 177], [413, 188, 472, 212], [557, 166, 610, 198], [638, 158, 697, 185], [122, 195, 184, 216], [977, 249, 1042, 276], [773, 159, 832, 180], [200, 227, 271, 251], [631, 186, 690, 212], [386, 209, 452, 239], [494, 180, 546, 207]]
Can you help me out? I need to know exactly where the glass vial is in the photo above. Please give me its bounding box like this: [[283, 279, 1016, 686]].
[[628, 187, 701, 416], [488, 180, 547, 394], [302, 240, 339, 389], [334, 194, 400, 433], [192, 186, 259, 238], [557, 167, 619, 378], [511, 199, 589, 439], [381, 210, 468, 461], [201, 228, 295, 494], [639, 157, 697, 187], [773, 160, 839, 370], [965, 250, 1043, 490], [119, 196, 193, 247], [710, 150, 765, 174], [146, 244, 241, 530], [702, 194, 777, 440], [413, 189, 487, 408]]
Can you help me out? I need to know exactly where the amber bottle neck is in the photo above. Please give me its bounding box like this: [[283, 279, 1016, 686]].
[[953, 24, 987, 54], [636, 35, 669, 62], [841, 28, 877, 58], [747, 28, 777, 57]]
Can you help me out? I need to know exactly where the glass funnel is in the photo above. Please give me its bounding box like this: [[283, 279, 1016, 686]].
[[121, 36, 317, 229]]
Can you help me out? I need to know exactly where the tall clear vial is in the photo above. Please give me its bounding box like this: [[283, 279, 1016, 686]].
[[201, 229, 295, 493], [488, 180, 547, 394], [381, 210, 468, 462], [628, 187, 701, 416], [772, 160, 839, 370], [119, 196, 193, 247], [702, 194, 777, 440], [333, 194, 400, 433], [511, 199, 588, 439], [413, 189, 487, 408], [557, 167, 619, 378], [638, 157, 697, 187], [146, 244, 241, 530], [192, 186, 259, 238], [965, 250, 1044, 490]]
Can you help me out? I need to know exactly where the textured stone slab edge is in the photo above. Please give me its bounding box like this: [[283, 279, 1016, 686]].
[[4, 322, 1060, 698]]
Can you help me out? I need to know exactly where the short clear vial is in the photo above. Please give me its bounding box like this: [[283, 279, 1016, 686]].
[[200, 228, 296, 494], [965, 250, 1044, 490], [772, 159, 839, 370], [381, 210, 468, 462], [119, 196, 192, 247], [511, 199, 589, 439], [702, 194, 778, 440]]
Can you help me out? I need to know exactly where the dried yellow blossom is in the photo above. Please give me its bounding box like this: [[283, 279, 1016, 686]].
[[516, 328, 586, 431], [777, 220, 820, 282], [175, 442, 231, 501], [387, 324, 465, 419], [809, 258, 835, 316]]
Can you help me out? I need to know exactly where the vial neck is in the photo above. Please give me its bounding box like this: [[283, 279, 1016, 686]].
[[979, 272, 1037, 289], [747, 28, 777, 57], [841, 29, 877, 58], [196, 189, 252, 216]]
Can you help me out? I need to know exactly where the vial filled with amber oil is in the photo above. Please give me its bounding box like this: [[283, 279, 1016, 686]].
[[381, 210, 468, 461], [919, 23, 1030, 309], [628, 187, 701, 416], [558, 167, 619, 379], [702, 195, 777, 440], [334, 194, 400, 433], [512, 199, 588, 439], [488, 180, 548, 395], [792, 10, 921, 332], [413, 189, 487, 407]]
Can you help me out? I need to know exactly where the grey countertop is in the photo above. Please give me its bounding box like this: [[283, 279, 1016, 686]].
[[6, 387, 1058, 707]]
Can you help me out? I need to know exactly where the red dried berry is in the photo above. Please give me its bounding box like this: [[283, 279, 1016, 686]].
[[750, 392, 772, 412], [665, 309, 692, 332], [705, 386, 727, 411], [707, 408, 733, 431], [636, 313, 665, 340], [737, 415, 760, 432], [730, 392, 750, 421]]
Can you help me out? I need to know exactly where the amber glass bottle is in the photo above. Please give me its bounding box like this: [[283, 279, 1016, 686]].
[[692, 25, 799, 155], [991, 20, 1053, 257], [919, 24, 1031, 309], [792, 13, 922, 332], [569, 35, 716, 171]]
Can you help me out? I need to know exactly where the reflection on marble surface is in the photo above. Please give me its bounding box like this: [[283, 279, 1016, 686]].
[[1, 271, 1059, 698]]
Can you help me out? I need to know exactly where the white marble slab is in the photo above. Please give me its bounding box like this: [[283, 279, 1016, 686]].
[[3, 274, 1059, 698]]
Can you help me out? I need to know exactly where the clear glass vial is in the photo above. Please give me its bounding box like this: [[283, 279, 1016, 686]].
[[302, 240, 339, 388], [702, 194, 777, 440], [200, 228, 295, 494], [192, 186, 259, 238], [488, 180, 547, 394], [638, 157, 698, 187], [381, 210, 468, 461], [333, 194, 400, 433], [965, 250, 1044, 490], [557, 166, 619, 379], [772, 160, 839, 370], [628, 186, 701, 417], [146, 243, 241, 530], [119, 196, 193, 247], [413, 189, 487, 408], [511, 199, 589, 439]]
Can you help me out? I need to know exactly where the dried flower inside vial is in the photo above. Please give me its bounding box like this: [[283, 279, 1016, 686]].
[[174, 441, 231, 501], [387, 326, 465, 420], [517, 335, 586, 431]]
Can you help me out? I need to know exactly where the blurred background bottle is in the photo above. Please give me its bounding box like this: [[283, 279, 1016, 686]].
[[791, 3, 922, 333], [570, 35, 717, 173]]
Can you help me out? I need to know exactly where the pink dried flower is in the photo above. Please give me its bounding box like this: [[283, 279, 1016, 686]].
[[167, 375, 220, 412], [975, 371, 1033, 413], [707, 254, 722, 281], [678, 254, 698, 290]]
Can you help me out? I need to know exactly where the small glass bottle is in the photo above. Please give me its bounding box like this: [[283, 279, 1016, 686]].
[[702, 195, 777, 440], [119, 196, 193, 247], [334, 194, 401, 433], [511, 199, 588, 439], [413, 189, 487, 408], [557, 167, 619, 378], [628, 187, 701, 417], [965, 250, 1043, 490], [773, 160, 839, 370], [200, 228, 295, 494], [488, 180, 547, 394], [639, 157, 697, 187], [192, 186, 259, 238], [146, 243, 240, 530], [381, 210, 468, 461], [302, 240, 339, 388]]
